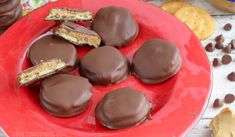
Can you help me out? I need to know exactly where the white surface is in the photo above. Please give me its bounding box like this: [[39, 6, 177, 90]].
[[147, 0, 235, 137]]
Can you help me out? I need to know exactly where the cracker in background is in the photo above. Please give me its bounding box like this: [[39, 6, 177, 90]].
[[160, 1, 190, 15], [210, 108, 235, 137], [174, 6, 215, 40]]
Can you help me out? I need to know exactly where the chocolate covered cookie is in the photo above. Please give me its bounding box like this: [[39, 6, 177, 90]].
[[45, 8, 93, 21], [79, 46, 129, 85], [0, 3, 21, 28], [0, 0, 20, 13], [54, 22, 101, 47], [17, 59, 67, 86], [132, 39, 182, 84], [0, 3, 20, 23], [92, 6, 139, 48], [95, 87, 152, 129], [40, 74, 92, 117], [28, 35, 78, 72]]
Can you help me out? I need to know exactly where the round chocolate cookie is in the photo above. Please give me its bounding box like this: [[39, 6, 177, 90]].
[[79, 46, 129, 85], [0, 0, 20, 13], [28, 35, 78, 72], [95, 87, 152, 129], [40, 74, 92, 117], [92, 6, 139, 48], [0, 4, 22, 28], [132, 39, 182, 84]]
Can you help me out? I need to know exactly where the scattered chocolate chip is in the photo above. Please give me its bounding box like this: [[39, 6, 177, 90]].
[[205, 43, 215, 52], [215, 41, 224, 49], [213, 98, 223, 108], [222, 54, 232, 65], [231, 40, 235, 49], [224, 23, 232, 31], [224, 94, 235, 104], [215, 34, 224, 43], [213, 58, 221, 67], [223, 44, 232, 53], [227, 72, 235, 81]]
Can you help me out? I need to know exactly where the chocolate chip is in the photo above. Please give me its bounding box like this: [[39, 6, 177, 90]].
[[213, 98, 223, 108], [227, 72, 235, 81], [205, 43, 215, 52], [222, 54, 232, 65], [231, 40, 235, 49], [224, 23, 232, 31], [213, 58, 221, 67], [223, 44, 232, 53], [224, 94, 235, 104], [215, 34, 224, 43], [215, 41, 224, 49]]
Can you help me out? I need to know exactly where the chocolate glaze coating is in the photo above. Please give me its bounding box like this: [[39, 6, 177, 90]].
[[0, 4, 21, 28], [79, 46, 129, 85], [0, 0, 20, 13], [28, 35, 78, 72], [40, 74, 92, 117], [132, 39, 182, 84], [95, 87, 152, 129], [92, 6, 139, 48]]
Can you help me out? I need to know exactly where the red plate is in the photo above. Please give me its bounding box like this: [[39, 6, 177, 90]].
[[0, 0, 211, 136]]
